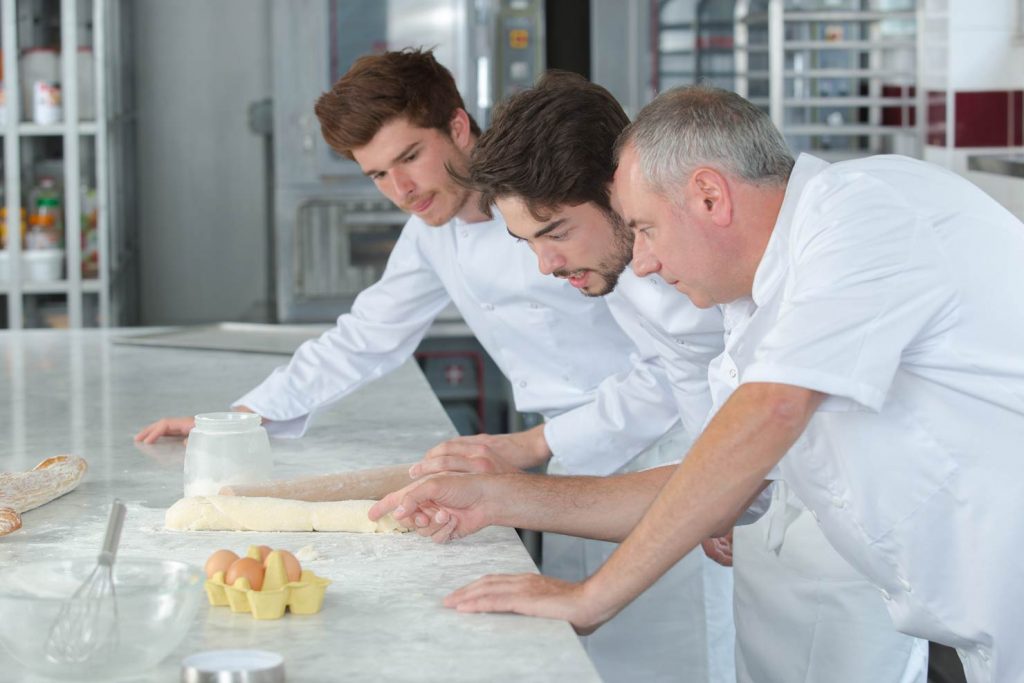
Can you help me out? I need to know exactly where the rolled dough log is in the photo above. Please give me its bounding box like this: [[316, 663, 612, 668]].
[[165, 496, 408, 533]]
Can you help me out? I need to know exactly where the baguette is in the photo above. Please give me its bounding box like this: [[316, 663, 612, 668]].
[[0, 455, 88, 536]]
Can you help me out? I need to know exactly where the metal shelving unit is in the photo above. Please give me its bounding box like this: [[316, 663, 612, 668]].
[[0, 0, 131, 329], [736, 0, 922, 161], [654, 0, 740, 92]]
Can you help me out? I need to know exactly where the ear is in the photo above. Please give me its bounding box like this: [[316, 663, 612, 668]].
[[449, 108, 473, 150], [692, 168, 733, 227]]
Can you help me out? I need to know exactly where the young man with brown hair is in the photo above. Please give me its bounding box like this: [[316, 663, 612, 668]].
[[137, 50, 730, 682]]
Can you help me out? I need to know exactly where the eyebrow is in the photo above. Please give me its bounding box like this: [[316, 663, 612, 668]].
[[505, 218, 567, 241], [533, 218, 567, 239], [362, 142, 420, 177]]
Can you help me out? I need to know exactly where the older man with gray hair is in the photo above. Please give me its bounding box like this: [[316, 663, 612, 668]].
[[373, 85, 1024, 683]]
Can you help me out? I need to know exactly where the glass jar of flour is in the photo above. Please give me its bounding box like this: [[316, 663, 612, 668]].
[[183, 412, 272, 497]]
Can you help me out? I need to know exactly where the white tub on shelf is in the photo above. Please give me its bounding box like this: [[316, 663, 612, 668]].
[[22, 249, 63, 282]]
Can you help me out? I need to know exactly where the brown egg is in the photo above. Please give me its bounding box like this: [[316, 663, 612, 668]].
[[204, 549, 239, 579], [225, 557, 265, 591], [265, 550, 302, 582], [254, 545, 272, 562]]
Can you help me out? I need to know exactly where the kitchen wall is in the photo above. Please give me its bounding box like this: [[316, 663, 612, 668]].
[[921, 0, 1024, 220], [133, 0, 272, 325]]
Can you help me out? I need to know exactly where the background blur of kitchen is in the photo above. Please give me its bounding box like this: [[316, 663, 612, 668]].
[[0, 0, 1022, 444]]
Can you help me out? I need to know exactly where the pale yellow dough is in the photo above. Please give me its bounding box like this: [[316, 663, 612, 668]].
[[165, 495, 408, 533]]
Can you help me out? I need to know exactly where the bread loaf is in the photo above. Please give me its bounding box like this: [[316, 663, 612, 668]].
[[0, 455, 88, 536], [0, 508, 21, 535]]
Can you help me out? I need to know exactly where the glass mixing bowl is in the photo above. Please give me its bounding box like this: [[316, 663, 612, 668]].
[[0, 557, 203, 679]]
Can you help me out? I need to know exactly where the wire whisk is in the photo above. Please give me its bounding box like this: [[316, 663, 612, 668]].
[[45, 499, 126, 664]]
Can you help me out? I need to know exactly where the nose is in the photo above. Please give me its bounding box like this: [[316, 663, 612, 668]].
[[389, 167, 415, 199], [536, 244, 565, 276], [631, 233, 660, 277]]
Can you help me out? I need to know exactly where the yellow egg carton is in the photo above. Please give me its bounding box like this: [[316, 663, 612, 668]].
[[204, 546, 331, 620]]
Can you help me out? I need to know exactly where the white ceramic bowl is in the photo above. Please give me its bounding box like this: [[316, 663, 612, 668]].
[[0, 557, 203, 679]]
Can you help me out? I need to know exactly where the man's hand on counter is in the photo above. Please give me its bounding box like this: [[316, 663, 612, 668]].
[[409, 424, 550, 477], [134, 416, 196, 444], [133, 406, 259, 444], [443, 573, 610, 636]]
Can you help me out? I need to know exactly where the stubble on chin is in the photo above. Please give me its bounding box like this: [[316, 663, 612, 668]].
[[423, 185, 471, 227]]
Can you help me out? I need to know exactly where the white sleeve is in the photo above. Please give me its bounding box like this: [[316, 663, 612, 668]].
[[543, 352, 682, 476], [657, 328, 723, 437], [544, 298, 721, 476], [234, 222, 451, 437]]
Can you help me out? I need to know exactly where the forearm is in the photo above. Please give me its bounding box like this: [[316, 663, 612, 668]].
[[584, 383, 823, 617], [485, 466, 673, 542]]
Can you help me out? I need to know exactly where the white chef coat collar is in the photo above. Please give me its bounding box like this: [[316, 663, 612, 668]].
[[719, 298, 754, 333], [452, 204, 504, 229], [750, 154, 830, 307]]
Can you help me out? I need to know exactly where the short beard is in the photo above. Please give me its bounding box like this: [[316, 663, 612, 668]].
[[558, 210, 634, 298]]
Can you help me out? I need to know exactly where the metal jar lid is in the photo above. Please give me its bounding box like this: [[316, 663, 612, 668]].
[[181, 649, 285, 683]]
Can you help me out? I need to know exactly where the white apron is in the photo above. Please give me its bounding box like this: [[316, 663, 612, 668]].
[[733, 482, 928, 683]]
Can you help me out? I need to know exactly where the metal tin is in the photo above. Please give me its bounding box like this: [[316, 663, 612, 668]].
[[181, 650, 285, 683]]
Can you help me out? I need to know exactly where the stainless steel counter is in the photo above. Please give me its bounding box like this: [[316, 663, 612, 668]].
[[967, 153, 1024, 178], [0, 329, 598, 682]]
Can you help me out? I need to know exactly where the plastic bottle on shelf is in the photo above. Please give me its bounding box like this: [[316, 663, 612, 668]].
[[31, 80, 62, 125], [26, 213, 58, 249], [27, 176, 63, 247], [24, 212, 63, 282], [20, 48, 59, 123]]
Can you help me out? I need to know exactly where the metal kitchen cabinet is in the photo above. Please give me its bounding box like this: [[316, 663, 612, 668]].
[[0, 0, 133, 329]]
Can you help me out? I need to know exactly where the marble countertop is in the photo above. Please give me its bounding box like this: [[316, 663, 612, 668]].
[[0, 329, 598, 682]]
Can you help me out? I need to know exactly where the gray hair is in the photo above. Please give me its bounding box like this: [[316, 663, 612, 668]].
[[616, 85, 794, 194]]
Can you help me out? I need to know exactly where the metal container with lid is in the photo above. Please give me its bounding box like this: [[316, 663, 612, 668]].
[[181, 649, 285, 683]]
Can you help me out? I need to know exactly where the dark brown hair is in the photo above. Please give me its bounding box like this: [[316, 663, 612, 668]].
[[315, 48, 481, 160], [465, 70, 629, 219]]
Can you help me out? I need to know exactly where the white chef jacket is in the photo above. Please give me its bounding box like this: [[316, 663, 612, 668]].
[[605, 270, 726, 438], [715, 154, 1024, 683], [235, 209, 683, 475], [545, 269, 735, 683]]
